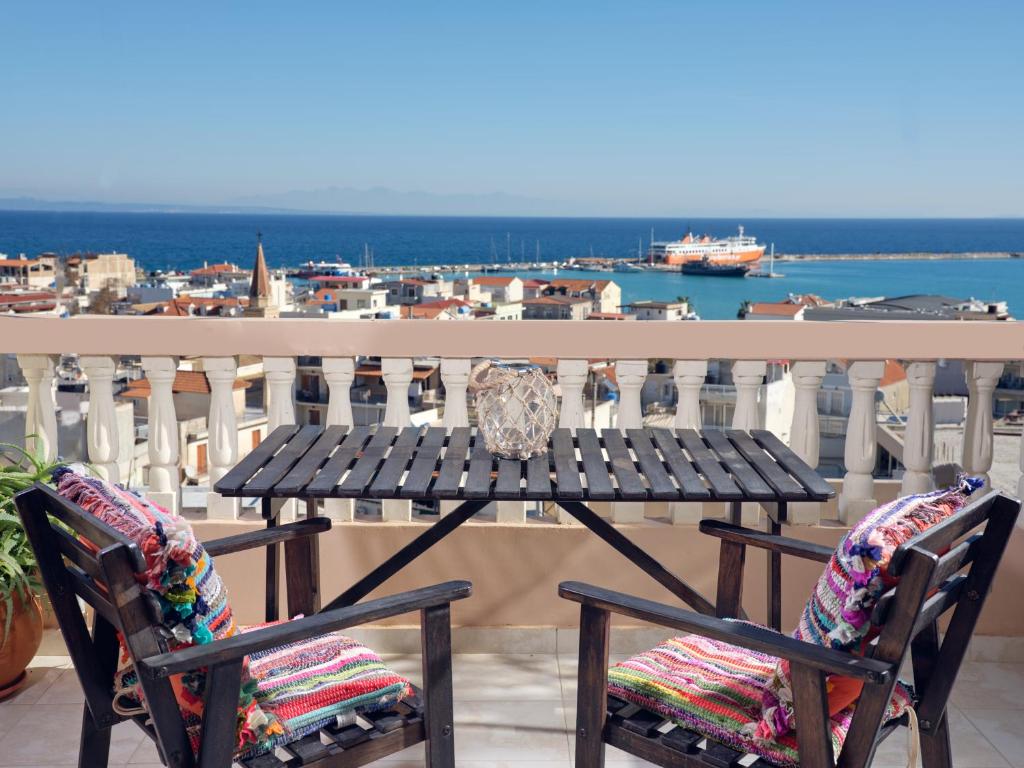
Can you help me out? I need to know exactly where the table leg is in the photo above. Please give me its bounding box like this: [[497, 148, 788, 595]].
[[284, 498, 321, 617], [765, 501, 786, 632], [263, 497, 279, 623], [729, 500, 742, 525], [322, 499, 490, 611], [555, 500, 716, 616]]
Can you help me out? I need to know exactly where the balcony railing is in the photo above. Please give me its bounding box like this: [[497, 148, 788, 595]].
[[3, 315, 1020, 528]]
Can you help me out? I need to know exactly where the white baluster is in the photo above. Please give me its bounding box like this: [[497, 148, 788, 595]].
[[381, 358, 413, 521], [731, 360, 767, 524], [80, 356, 120, 484], [788, 361, 826, 524], [557, 359, 589, 429], [669, 360, 707, 524], [838, 361, 885, 524], [17, 354, 58, 462], [264, 357, 296, 430], [612, 360, 647, 523], [441, 358, 471, 429], [961, 361, 1004, 489], [141, 356, 180, 513], [556, 359, 590, 524], [901, 362, 937, 496], [204, 357, 240, 519], [264, 357, 298, 520], [323, 357, 355, 521]]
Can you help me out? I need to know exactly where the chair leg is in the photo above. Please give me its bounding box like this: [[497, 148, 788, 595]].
[[421, 604, 455, 768], [78, 705, 112, 768], [919, 712, 953, 768], [575, 605, 610, 768]]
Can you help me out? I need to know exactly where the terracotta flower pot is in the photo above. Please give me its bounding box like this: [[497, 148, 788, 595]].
[[0, 592, 44, 698]]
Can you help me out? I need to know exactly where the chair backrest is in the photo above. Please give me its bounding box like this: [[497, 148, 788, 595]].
[[15, 483, 194, 768], [839, 489, 1020, 766]]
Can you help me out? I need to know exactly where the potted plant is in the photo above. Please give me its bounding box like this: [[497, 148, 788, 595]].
[[0, 443, 60, 698]]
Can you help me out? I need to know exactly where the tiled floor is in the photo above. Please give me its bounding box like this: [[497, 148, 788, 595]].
[[0, 653, 1021, 767]]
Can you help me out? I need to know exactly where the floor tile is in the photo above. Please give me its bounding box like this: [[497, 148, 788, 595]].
[[34, 670, 85, 706], [0, 703, 144, 765], [384, 653, 564, 702], [951, 663, 1024, 710], [379, 700, 572, 764], [962, 709, 1024, 767], [871, 708, 1010, 768]]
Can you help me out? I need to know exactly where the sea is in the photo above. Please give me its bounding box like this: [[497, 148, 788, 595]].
[[2, 210, 1023, 320]]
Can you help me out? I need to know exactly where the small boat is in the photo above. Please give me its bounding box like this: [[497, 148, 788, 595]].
[[612, 261, 644, 272], [681, 256, 750, 277]]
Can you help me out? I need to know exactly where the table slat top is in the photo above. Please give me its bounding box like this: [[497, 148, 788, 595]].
[[214, 426, 835, 503]]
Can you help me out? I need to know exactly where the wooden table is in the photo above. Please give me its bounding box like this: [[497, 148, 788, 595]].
[[214, 426, 834, 627]]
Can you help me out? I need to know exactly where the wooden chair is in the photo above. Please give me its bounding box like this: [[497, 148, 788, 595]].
[[16, 483, 469, 768], [561, 489, 1020, 767]]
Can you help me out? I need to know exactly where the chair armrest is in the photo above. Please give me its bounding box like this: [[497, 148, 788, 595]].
[[559, 581, 893, 684], [203, 517, 332, 557], [137, 580, 472, 679], [699, 520, 834, 564]]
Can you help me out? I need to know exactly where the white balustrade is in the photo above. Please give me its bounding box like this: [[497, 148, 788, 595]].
[[141, 356, 180, 514], [323, 357, 355, 521], [264, 357, 296, 430], [731, 360, 767, 524], [80, 356, 120, 484], [961, 361, 1004, 489], [204, 357, 240, 519], [264, 357, 298, 520], [440, 358, 471, 429], [438, 359, 471, 517], [901, 362, 937, 496], [381, 358, 413, 521], [838, 360, 885, 523], [787, 361, 826, 524], [17, 354, 58, 462], [669, 360, 708, 524], [611, 360, 648, 523], [555, 359, 590, 523], [557, 359, 589, 429]]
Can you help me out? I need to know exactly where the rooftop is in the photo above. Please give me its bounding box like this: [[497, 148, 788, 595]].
[[119, 370, 249, 398]]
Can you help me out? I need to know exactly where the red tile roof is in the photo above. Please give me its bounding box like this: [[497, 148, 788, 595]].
[[472, 276, 520, 287], [190, 262, 241, 277], [747, 302, 804, 317], [120, 371, 249, 398], [548, 278, 614, 292]]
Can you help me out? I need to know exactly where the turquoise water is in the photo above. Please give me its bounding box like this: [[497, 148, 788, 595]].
[[468, 259, 1021, 319]]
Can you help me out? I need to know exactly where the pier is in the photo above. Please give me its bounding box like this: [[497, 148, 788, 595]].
[[285, 251, 1020, 279]]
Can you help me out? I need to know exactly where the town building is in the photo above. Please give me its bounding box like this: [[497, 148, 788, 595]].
[[523, 295, 592, 320], [0, 254, 56, 288], [67, 252, 137, 296], [544, 278, 621, 313], [622, 300, 691, 321], [189, 262, 248, 287], [464, 276, 524, 304], [382, 278, 452, 305]]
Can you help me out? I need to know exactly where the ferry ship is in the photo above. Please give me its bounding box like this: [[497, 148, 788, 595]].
[[295, 259, 356, 279], [648, 226, 765, 266]]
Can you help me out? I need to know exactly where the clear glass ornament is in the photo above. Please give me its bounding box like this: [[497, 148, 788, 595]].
[[469, 361, 558, 460]]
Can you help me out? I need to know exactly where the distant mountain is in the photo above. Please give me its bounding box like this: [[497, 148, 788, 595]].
[[0, 196, 303, 215], [0, 187, 567, 217], [226, 185, 564, 217]]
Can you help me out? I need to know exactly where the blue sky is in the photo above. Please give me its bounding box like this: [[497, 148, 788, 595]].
[[3, 1, 1022, 217]]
